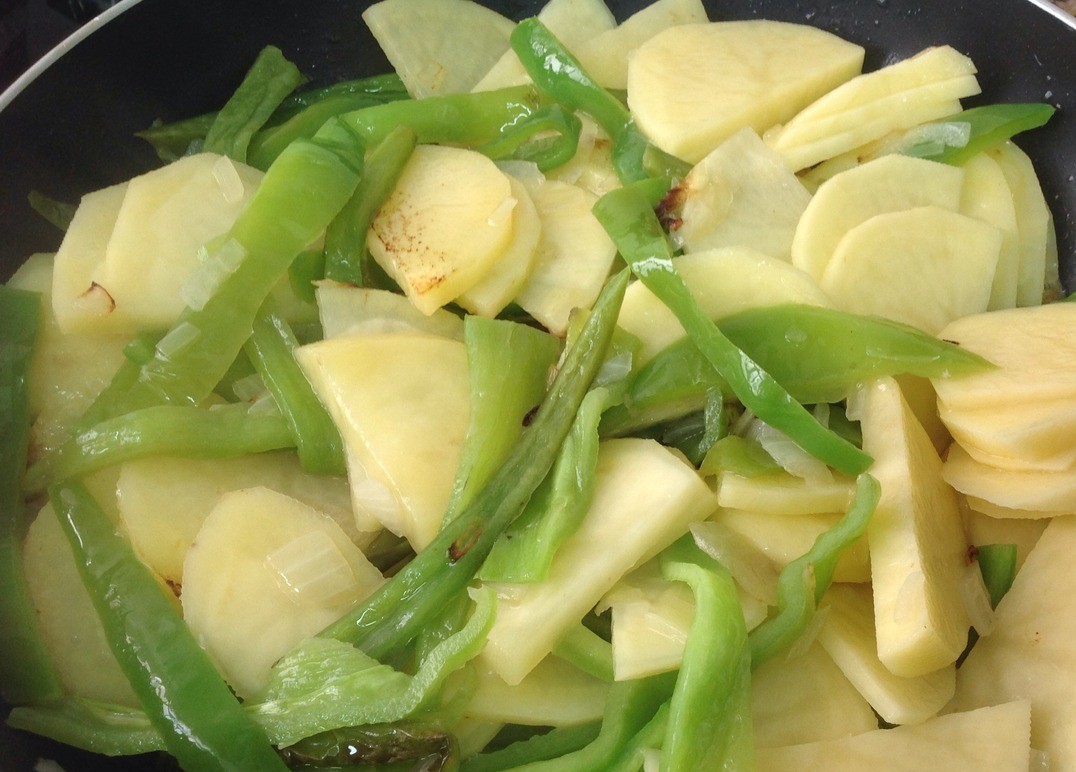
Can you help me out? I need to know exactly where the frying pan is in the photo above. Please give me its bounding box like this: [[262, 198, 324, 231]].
[[1, 0, 1074, 769]]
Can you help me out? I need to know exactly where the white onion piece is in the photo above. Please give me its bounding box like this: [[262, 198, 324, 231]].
[[747, 418, 833, 485], [181, 238, 247, 311], [786, 604, 830, 660], [155, 320, 200, 359], [231, 372, 267, 402], [212, 155, 246, 204], [352, 475, 406, 536], [265, 530, 361, 607], [691, 520, 779, 606]]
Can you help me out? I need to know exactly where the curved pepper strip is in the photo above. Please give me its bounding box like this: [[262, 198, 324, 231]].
[[749, 473, 880, 667], [319, 270, 630, 659], [49, 480, 287, 771], [0, 286, 62, 706], [592, 184, 873, 476], [906, 103, 1055, 166], [660, 538, 753, 772]]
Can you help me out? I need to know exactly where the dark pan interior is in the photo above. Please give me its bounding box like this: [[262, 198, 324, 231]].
[[1, 0, 1074, 769]]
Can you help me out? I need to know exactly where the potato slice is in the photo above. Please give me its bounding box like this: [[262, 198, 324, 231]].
[[756, 700, 1031, 771], [716, 471, 855, 515], [751, 642, 879, 748], [960, 151, 1020, 310], [931, 303, 1076, 411], [949, 516, 1076, 768], [820, 206, 1001, 335], [672, 128, 812, 260], [367, 144, 516, 315], [513, 178, 617, 335], [715, 509, 870, 584], [465, 658, 610, 726], [117, 452, 362, 585], [457, 176, 542, 317], [990, 141, 1053, 306], [23, 503, 138, 707], [766, 46, 980, 170], [628, 20, 864, 163], [942, 444, 1076, 515], [574, 0, 708, 90], [480, 438, 716, 685], [316, 283, 464, 341], [817, 583, 956, 726], [182, 487, 384, 699], [617, 246, 832, 364], [471, 0, 615, 91], [853, 377, 970, 677], [940, 396, 1076, 472], [363, 0, 514, 98], [962, 506, 1047, 573], [791, 154, 964, 282], [295, 332, 471, 549]]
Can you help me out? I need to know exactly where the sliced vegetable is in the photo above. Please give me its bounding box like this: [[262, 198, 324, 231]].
[[975, 543, 1019, 609], [905, 103, 1056, 166]]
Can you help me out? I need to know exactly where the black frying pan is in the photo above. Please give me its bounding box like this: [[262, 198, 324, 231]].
[[1, 0, 1074, 769]]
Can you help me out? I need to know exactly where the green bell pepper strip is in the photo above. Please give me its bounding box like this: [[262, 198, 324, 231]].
[[202, 45, 306, 163], [699, 435, 783, 479], [593, 185, 873, 476], [27, 190, 76, 231], [245, 307, 346, 475], [318, 269, 629, 659], [444, 316, 560, 524], [6, 698, 164, 757], [551, 623, 615, 683], [476, 103, 582, 172], [660, 539, 753, 772], [975, 543, 1018, 609], [904, 103, 1055, 166], [25, 403, 294, 493], [605, 702, 669, 772], [137, 112, 218, 161], [338, 86, 543, 148], [99, 118, 364, 417], [324, 124, 417, 286], [749, 473, 880, 667], [274, 73, 407, 116], [278, 724, 458, 769], [510, 18, 664, 184], [0, 286, 62, 706], [478, 386, 610, 583], [49, 480, 287, 771], [461, 724, 602, 772]]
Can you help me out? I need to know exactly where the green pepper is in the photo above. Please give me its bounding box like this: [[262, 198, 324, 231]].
[[660, 538, 753, 771], [6, 698, 164, 756], [477, 103, 583, 172], [461, 723, 602, 772], [49, 480, 287, 771], [0, 286, 62, 706], [510, 18, 661, 184], [245, 307, 346, 475], [551, 623, 615, 683], [749, 473, 880, 667], [975, 543, 1019, 609], [319, 270, 629, 659], [593, 184, 873, 476], [324, 124, 417, 287], [203, 45, 306, 163], [904, 103, 1055, 166]]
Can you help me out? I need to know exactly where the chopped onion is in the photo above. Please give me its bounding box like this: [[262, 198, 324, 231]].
[[691, 520, 779, 606], [212, 155, 246, 204], [642, 749, 662, 772], [596, 350, 633, 386], [231, 372, 267, 402], [961, 561, 996, 637], [155, 321, 201, 359], [786, 604, 830, 660], [181, 238, 247, 311], [496, 160, 546, 188], [486, 196, 517, 229], [351, 475, 406, 536], [747, 418, 833, 485], [265, 530, 360, 607]]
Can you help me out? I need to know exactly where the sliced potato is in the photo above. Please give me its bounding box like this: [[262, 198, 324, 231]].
[[480, 438, 716, 685], [715, 509, 870, 584], [513, 178, 617, 335], [853, 377, 970, 677], [617, 246, 831, 364], [942, 444, 1076, 515], [23, 503, 138, 707], [766, 46, 980, 170], [117, 452, 361, 585], [757, 700, 1031, 771], [472, 0, 615, 91], [295, 332, 471, 549], [574, 0, 708, 90], [990, 141, 1053, 306], [457, 176, 542, 317], [716, 470, 855, 515], [363, 0, 514, 98], [673, 128, 812, 260], [959, 151, 1020, 310], [791, 154, 964, 282], [628, 20, 864, 163], [182, 487, 384, 699], [949, 516, 1076, 768], [316, 283, 465, 341], [820, 206, 1001, 335], [465, 657, 610, 726], [751, 642, 879, 748], [931, 303, 1076, 411], [817, 583, 956, 726], [939, 396, 1076, 472], [367, 144, 516, 315]]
